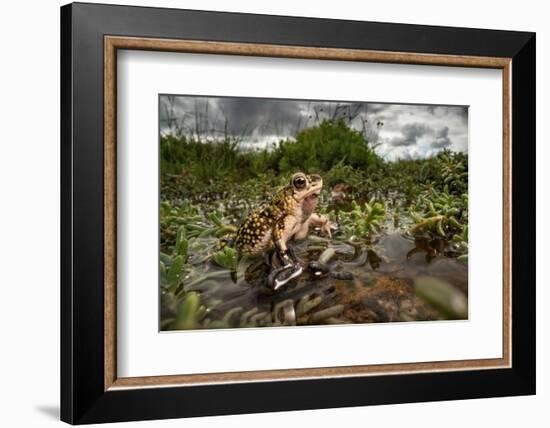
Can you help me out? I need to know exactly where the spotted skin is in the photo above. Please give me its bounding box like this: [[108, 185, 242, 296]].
[[235, 188, 294, 255], [235, 172, 331, 257]]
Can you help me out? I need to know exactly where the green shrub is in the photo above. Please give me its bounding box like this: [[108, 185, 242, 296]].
[[274, 120, 381, 174]]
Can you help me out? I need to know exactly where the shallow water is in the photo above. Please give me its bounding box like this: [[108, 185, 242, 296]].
[[161, 231, 468, 329]]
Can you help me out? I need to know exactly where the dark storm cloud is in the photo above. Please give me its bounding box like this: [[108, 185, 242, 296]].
[[430, 126, 452, 148], [366, 104, 388, 114], [390, 123, 432, 147], [160, 96, 367, 141], [216, 97, 303, 137], [159, 95, 468, 160], [160, 96, 301, 138]]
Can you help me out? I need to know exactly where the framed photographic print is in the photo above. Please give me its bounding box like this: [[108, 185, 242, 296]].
[[60, 2, 536, 424]]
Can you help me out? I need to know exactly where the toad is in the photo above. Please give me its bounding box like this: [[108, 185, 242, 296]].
[[235, 172, 333, 290]]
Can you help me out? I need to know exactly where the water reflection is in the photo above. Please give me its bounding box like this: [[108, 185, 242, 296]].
[[161, 231, 468, 330]]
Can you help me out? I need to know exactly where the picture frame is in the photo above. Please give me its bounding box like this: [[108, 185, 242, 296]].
[[60, 2, 535, 424]]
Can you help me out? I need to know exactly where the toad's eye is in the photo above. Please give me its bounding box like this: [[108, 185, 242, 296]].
[[293, 176, 307, 189]]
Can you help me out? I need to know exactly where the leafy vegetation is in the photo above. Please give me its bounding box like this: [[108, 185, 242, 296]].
[[338, 198, 386, 243], [159, 119, 469, 329], [275, 120, 382, 173]]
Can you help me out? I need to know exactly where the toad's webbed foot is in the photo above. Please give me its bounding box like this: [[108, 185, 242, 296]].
[[267, 247, 303, 291], [267, 264, 303, 291]]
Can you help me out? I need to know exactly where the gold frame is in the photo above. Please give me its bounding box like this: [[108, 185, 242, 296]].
[[104, 36, 512, 391]]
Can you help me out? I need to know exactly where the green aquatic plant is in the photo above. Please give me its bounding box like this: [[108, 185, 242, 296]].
[[451, 225, 469, 262], [177, 210, 237, 240], [160, 224, 191, 293], [212, 246, 238, 271], [160, 200, 200, 252], [338, 198, 387, 241], [408, 188, 468, 258], [415, 276, 468, 319], [170, 292, 204, 330], [436, 150, 468, 194], [160, 198, 238, 252], [158, 120, 470, 329], [410, 189, 466, 233]]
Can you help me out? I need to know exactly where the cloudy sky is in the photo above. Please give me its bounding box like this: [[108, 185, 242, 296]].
[[159, 95, 468, 161]]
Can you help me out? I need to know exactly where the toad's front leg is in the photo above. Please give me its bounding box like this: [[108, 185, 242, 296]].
[[267, 216, 303, 291], [307, 213, 335, 238]]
